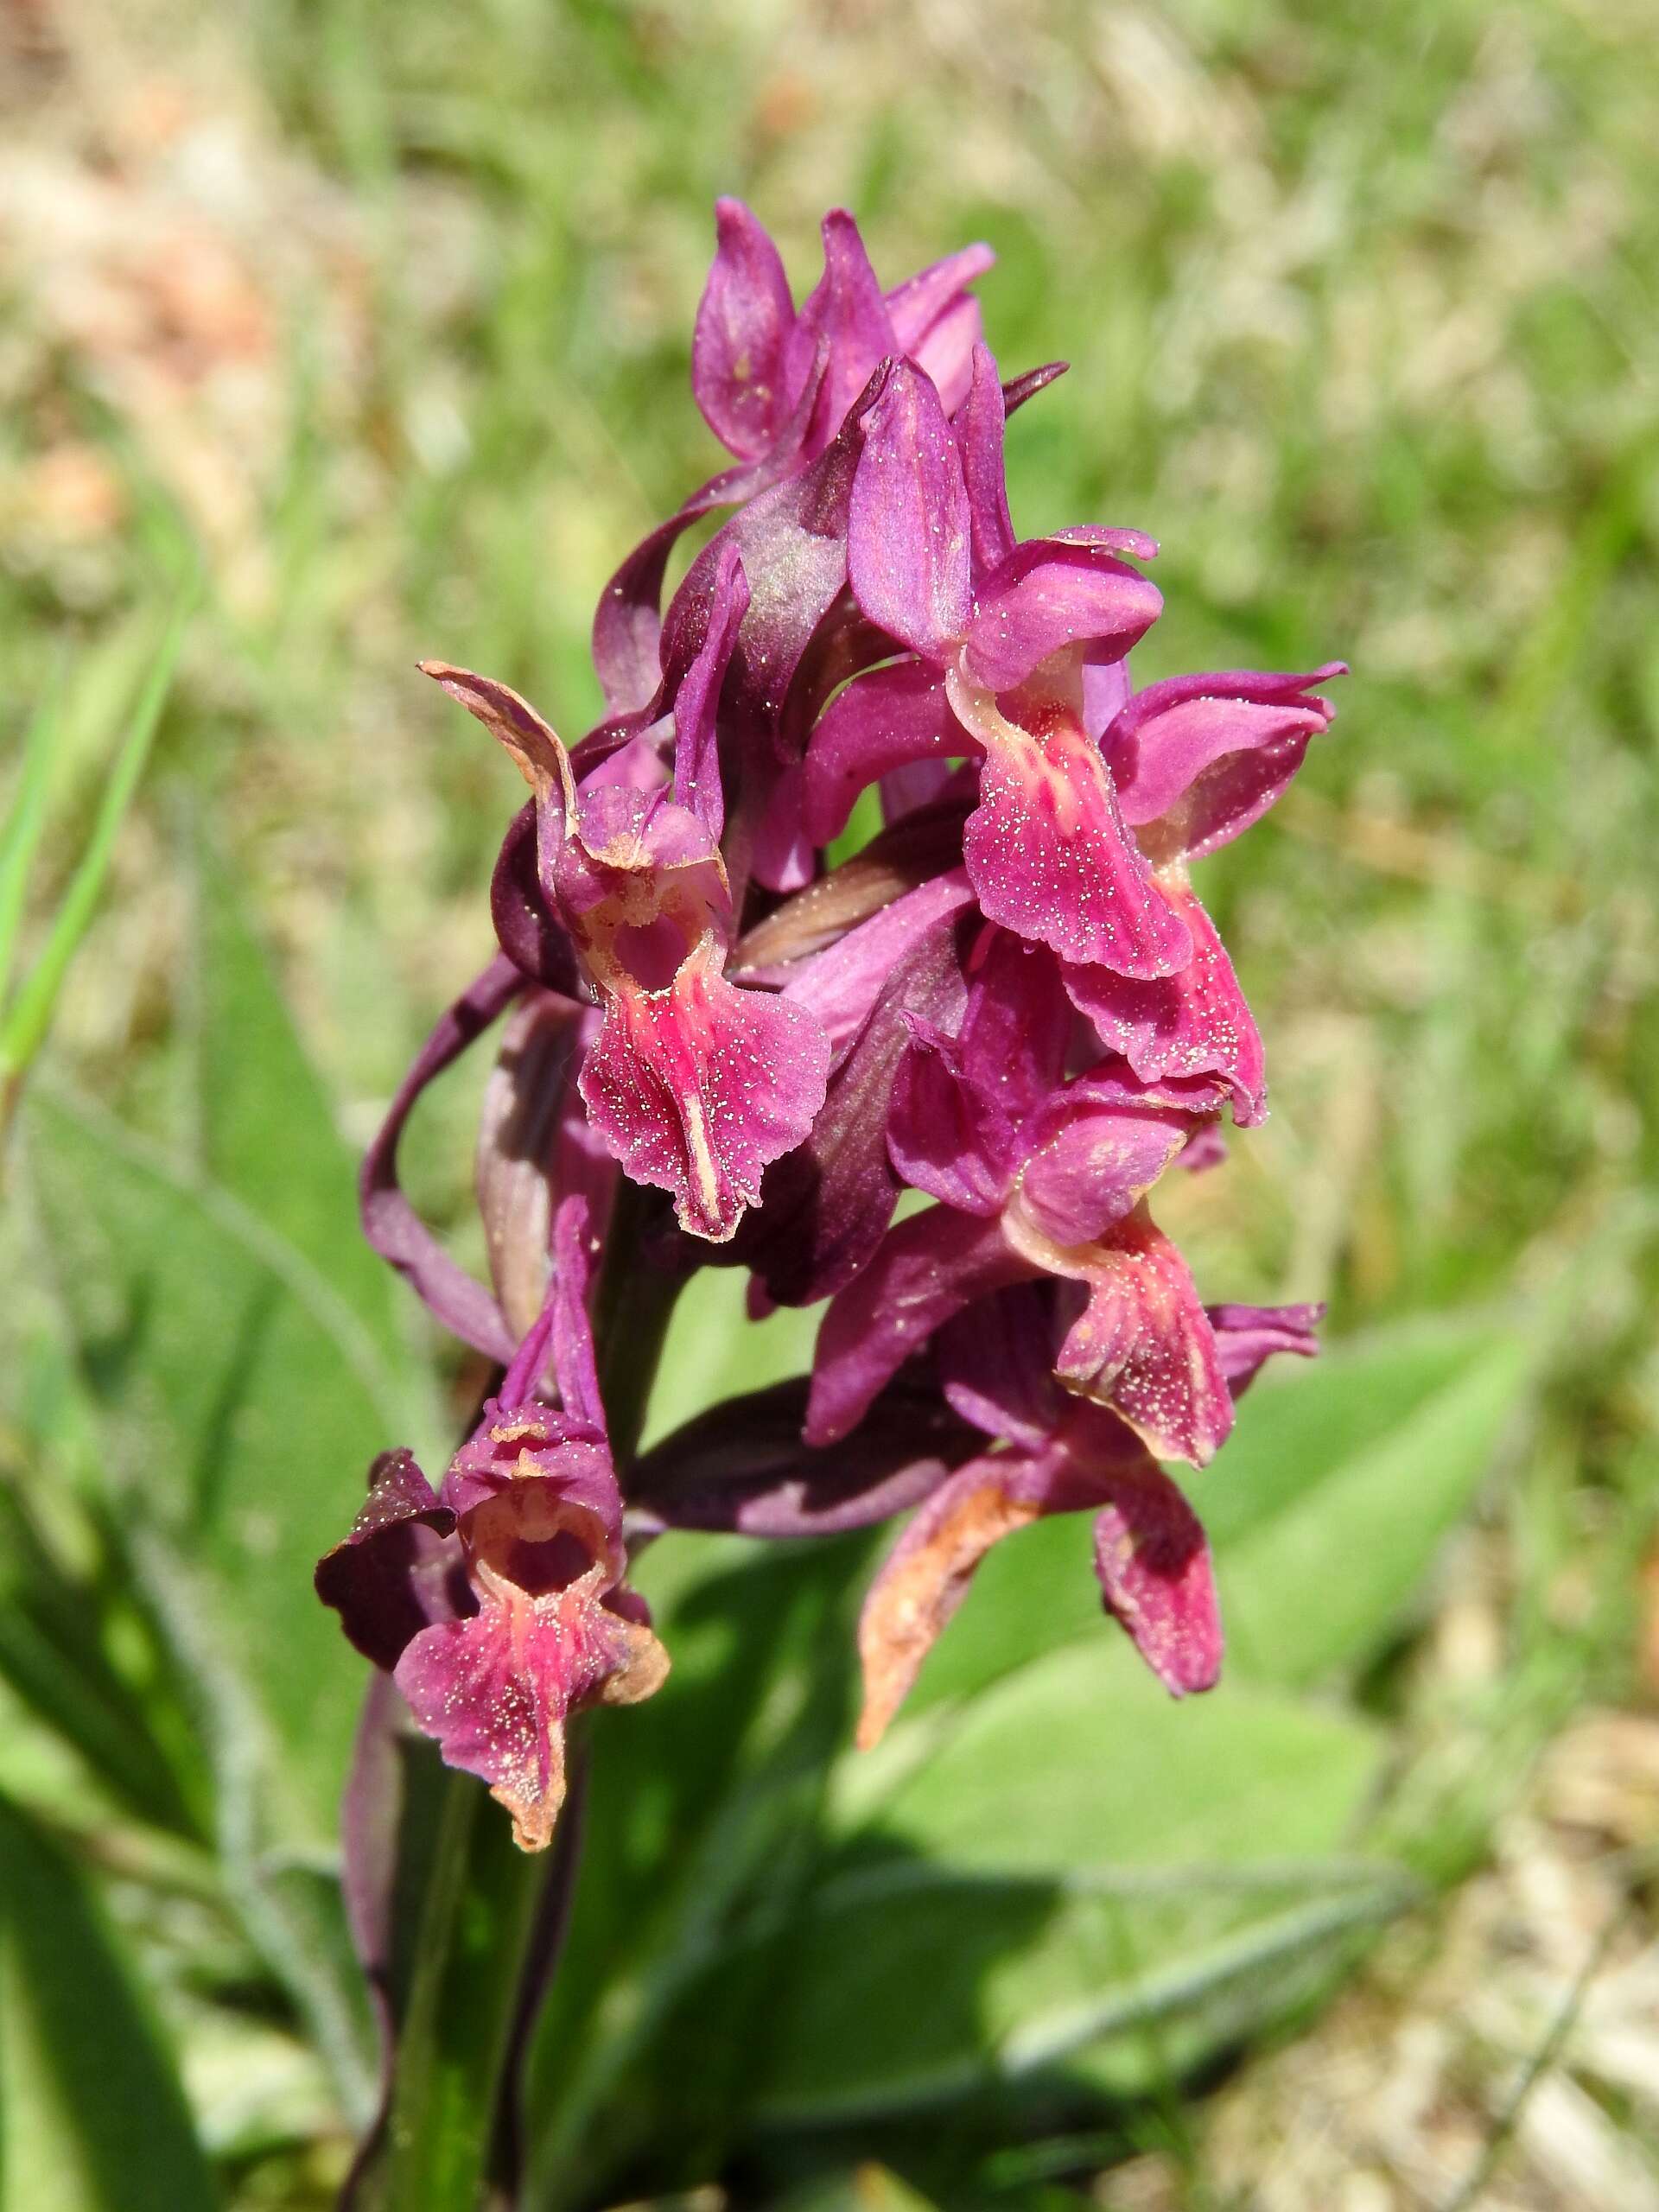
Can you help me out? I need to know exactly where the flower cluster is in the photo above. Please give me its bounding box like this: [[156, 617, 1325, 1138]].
[[319, 204, 1343, 1849]]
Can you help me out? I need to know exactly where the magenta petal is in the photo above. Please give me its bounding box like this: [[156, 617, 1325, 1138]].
[[1107, 664, 1345, 855], [804, 658, 963, 846], [938, 1284, 1065, 1448], [777, 867, 976, 1052], [806, 1207, 1033, 1446], [909, 293, 985, 414], [783, 209, 897, 449], [888, 1019, 1018, 1215], [315, 1451, 461, 1673], [1056, 1212, 1232, 1465], [1092, 1466, 1222, 1695], [957, 925, 1072, 1120], [692, 199, 797, 461], [1015, 1092, 1192, 1249], [961, 541, 1163, 694], [395, 1585, 640, 1852], [733, 909, 968, 1308], [848, 359, 973, 658], [631, 1373, 975, 1538], [1064, 883, 1266, 1125], [885, 241, 995, 359], [663, 370, 880, 742], [1209, 1301, 1325, 1397], [957, 342, 1016, 576], [671, 542, 749, 842], [749, 757, 815, 894], [579, 941, 830, 1243], [962, 709, 1192, 976]]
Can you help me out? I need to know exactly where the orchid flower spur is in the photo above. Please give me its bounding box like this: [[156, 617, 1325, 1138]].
[[321, 199, 1344, 1890]]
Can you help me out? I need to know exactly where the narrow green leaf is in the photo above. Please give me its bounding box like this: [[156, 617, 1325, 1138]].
[[191, 842, 430, 1400], [0, 1793, 217, 2212], [0, 681, 61, 1013], [0, 600, 189, 1088], [22, 1087, 395, 2110]]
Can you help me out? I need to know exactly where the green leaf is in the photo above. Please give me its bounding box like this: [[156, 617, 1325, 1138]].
[[0, 601, 189, 1093], [749, 1644, 1395, 2123], [21, 1086, 395, 2111], [1208, 1319, 1530, 1687], [0, 1793, 217, 2212], [191, 842, 429, 1395], [0, 682, 61, 1013]]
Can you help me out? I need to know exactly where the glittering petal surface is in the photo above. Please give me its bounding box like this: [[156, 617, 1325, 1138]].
[[670, 542, 749, 843], [847, 359, 972, 658], [1054, 1208, 1232, 1465], [1106, 664, 1345, 858], [1063, 881, 1267, 1125], [691, 199, 797, 461], [959, 540, 1163, 696], [1091, 1461, 1222, 1695], [395, 1572, 664, 1853], [806, 1205, 1033, 1446], [957, 693, 1192, 976], [1013, 1085, 1196, 1249], [802, 658, 964, 846], [579, 935, 830, 1242], [664, 374, 881, 757]]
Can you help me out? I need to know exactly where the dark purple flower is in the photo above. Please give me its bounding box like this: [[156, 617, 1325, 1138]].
[[317, 1205, 667, 1850], [421, 646, 830, 1243], [805, 925, 1234, 1465]]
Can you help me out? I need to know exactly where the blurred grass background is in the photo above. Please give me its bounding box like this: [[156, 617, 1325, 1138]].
[[1, 0, 1656, 2204]]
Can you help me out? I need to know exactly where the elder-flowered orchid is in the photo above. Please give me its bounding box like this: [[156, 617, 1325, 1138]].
[[321, 200, 1344, 1880]]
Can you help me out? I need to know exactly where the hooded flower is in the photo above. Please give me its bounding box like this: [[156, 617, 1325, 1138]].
[[422, 576, 831, 1243], [332, 202, 1344, 1850], [805, 924, 1236, 1465], [804, 346, 1345, 1053], [316, 1204, 667, 1850], [851, 1282, 1319, 1748], [594, 204, 993, 719]]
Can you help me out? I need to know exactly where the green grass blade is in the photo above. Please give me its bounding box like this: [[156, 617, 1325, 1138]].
[[0, 600, 190, 1091], [0, 678, 62, 1014]]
